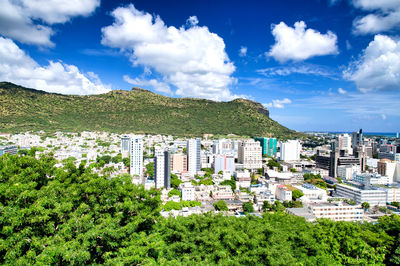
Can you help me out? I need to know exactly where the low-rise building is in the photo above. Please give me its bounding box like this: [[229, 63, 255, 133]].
[[287, 202, 364, 222], [294, 183, 328, 203], [212, 185, 235, 200], [235, 169, 251, 188], [275, 185, 292, 201], [0, 145, 18, 156], [336, 184, 387, 206], [180, 182, 195, 201]]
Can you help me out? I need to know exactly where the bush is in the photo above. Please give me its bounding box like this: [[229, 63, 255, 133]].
[[213, 200, 228, 211], [168, 188, 181, 198]]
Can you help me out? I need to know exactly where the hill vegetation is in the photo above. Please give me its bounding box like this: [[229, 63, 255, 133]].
[[0, 82, 298, 138], [1, 152, 399, 264]]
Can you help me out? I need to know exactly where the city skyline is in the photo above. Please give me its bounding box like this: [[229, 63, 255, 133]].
[[0, 0, 399, 132]]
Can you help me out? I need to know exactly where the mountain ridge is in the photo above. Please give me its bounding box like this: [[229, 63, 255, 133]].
[[0, 82, 299, 138]]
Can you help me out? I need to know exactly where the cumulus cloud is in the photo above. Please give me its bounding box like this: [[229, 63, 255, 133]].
[[263, 98, 292, 109], [343, 35, 400, 92], [352, 0, 400, 34], [338, 88, 347, 94], [0, 37, 110, 95], [101, 4, 237, 101], [0, 0, 100, 46], [267, 21, 338, 63], [239, 46, 247, 57], [123, 75, 172, 94]]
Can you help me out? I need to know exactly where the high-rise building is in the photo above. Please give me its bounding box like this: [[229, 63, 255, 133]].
[[214, 154, 235, 174], [338, 134, 352, 155], [254, 137, 277, 157], [238, 139, 262, 169], [187, 138, 201, 175], [352, 129, 363, 154], [154, 149, 171, 189], [130, 137, 143, 177], [280, 140, 301, 161], [170, 153, 187, 173], [121, 136, 130, 158]]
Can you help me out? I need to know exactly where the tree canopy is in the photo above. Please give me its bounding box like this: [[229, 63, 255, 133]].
[[0, 152, 399, 264]]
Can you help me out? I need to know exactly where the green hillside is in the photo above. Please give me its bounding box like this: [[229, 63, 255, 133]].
[[0, 82, 298, 137]]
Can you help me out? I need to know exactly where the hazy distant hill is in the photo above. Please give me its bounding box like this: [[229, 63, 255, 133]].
[[0, 82, 298, 138]]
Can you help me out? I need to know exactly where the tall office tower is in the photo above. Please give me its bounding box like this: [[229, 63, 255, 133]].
[[130, 137, 143, 177], [338, 134, 352, 155], [356, 145, 367, 172], [352, 129, 363, 154], [279, 140, 301, 161], [187, 138, 201, 175], [254, 137, 277, 157], [121, 136, 130, 158], [330, 141, 339, 178], [154, 148, 171, 189], [238, 139, 263, 169]]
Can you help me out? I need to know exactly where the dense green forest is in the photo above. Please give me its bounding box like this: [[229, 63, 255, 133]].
[[0, 82, 298, 138], [1, 152, 399, 264]]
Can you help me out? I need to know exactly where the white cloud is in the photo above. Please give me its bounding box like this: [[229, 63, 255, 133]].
[[381, 114, 387, 120], [257, 64, 337, 78], [239, 46, 247, 57], [352, 0, 399, 12], [123, 75, 172, 94], [352, 0, 400, 34], [343, 35, 400, 92], [0, 37, 110, 95], [186, 16, 199, 27], [0, 0, 100, 46], [101, 4, 237, 101], [338, 88, 347, 94], [263, 98, 292, 109], [267, 21, 338, 63]]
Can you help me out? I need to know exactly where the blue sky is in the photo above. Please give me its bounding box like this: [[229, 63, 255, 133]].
[[1, 0, 400, 132]]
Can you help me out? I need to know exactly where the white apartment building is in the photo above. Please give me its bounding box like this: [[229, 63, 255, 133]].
[[336, 184, 387, 206], [280, 140, 301, 161], [353, 173, 391, 186], [154, 148, 171, 189], [238, 139, 262, 170], [376, 186, 400, 203], [187, 138, 201, 175], [294, 183, 328, 202], [213, 139, 233, 154], [212, 185, 235, 200], [180, 182, 195, 201], [306, 202, 364, 222], [130, 137, 143, 177], [337, 165, 360, 180], [275, 185, 292, 201]]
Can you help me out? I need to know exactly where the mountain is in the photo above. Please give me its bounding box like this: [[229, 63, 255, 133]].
[[0, 82, 298, 138]]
